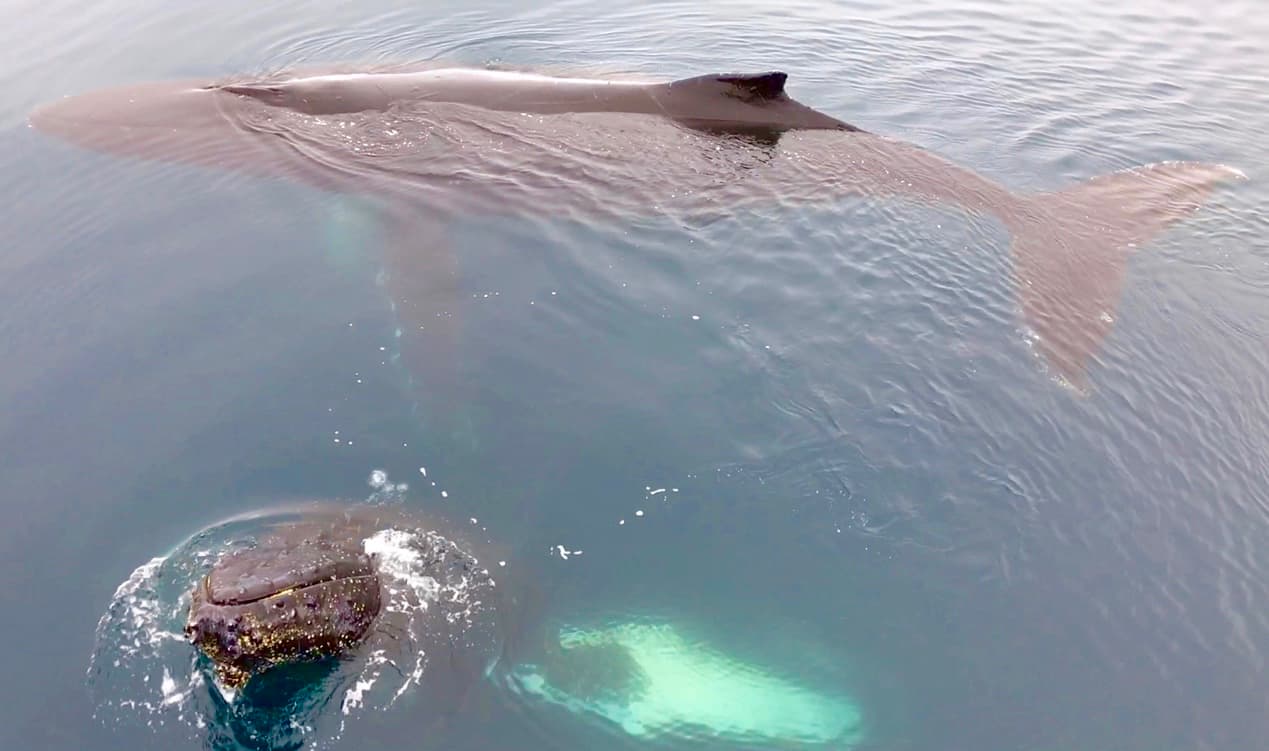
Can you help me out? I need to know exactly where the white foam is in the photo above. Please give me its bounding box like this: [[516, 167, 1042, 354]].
[[160, 669, 179, 705], [352, 528, 475, 708], [104, 557, 168, 658], [96, 519, 495, 744], [90, 553, 208, 736], [341, 667, 379, 715]]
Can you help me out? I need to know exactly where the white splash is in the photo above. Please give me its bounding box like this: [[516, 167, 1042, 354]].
[[89, 552, 208, 737], [100, 556, 173, 660], [340, 652, 383, 716], [94, 516, 497, 747], [363, 528, 442, 613], [343, 528, 453, 712]]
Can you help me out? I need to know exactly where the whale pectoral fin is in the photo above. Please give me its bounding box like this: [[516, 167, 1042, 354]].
[[376, 204, 473, 429]]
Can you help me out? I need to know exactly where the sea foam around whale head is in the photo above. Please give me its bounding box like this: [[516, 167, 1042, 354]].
[[88, 502, 501, 749]]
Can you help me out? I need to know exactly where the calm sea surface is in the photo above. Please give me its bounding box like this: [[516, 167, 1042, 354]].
[[1, 1, 1266, 749]]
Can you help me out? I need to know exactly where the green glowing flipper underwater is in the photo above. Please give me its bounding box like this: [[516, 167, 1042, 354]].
[[509, 620, 865, 747]]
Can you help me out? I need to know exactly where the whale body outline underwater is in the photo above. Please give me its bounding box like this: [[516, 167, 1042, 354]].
[[28, 63, 1246, 390]]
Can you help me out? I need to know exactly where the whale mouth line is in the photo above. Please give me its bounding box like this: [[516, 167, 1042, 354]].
[[200, 535, 380, 607], [208, 572, 379, 607]]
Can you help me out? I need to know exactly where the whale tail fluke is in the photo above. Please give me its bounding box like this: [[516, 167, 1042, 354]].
[[1004, 161, 1245, 386]]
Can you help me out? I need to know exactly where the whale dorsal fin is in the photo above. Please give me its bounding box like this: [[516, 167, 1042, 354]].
[[670, 71, 789, 102], [715, 72, 788, 100]]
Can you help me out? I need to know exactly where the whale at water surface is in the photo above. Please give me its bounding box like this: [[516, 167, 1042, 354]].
[[30, 64, 1245, 388]]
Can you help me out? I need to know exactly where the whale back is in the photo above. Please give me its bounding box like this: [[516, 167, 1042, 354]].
[[212, 68, 859, 131]]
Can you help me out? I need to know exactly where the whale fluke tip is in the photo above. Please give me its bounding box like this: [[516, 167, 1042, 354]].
[[1008, 160, 1242, 385]]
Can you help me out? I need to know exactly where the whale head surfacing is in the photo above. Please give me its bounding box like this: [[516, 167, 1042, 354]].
[[184, 527, 382, 691]]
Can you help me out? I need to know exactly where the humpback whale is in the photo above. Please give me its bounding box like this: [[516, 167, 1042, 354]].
[[88, 501, 527, 747], [184, 521, 383, 691], [186, 503, 518, 697], [29, 65, 1243, 386]]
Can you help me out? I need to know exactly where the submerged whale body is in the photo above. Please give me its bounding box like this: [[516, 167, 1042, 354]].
[[30, 64, 1244, 387]]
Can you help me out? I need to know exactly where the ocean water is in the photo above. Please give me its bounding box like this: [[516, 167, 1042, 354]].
[[1, 1, 1266, 750]]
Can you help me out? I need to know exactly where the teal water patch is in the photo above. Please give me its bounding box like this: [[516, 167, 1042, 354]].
[[510, 620, 865, 748], [322, 195, 382, 272]]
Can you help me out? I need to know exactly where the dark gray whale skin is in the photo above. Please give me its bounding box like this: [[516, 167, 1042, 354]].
[[184, 525, 383, 691], [29, 65, 1244, 388], [180, 502, 517, 696]]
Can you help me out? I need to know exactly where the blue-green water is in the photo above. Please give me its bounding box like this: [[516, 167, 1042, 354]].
[[2, 1, 1266, 749]]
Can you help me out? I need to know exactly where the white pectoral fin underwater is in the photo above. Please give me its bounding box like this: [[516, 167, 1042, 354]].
[[506, 620, 867, 748]]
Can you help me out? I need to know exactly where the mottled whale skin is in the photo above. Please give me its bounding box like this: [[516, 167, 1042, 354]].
[[30, 65, 1244, 387], [184, 525, 383, 691], [178, 501, 526, 702]]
